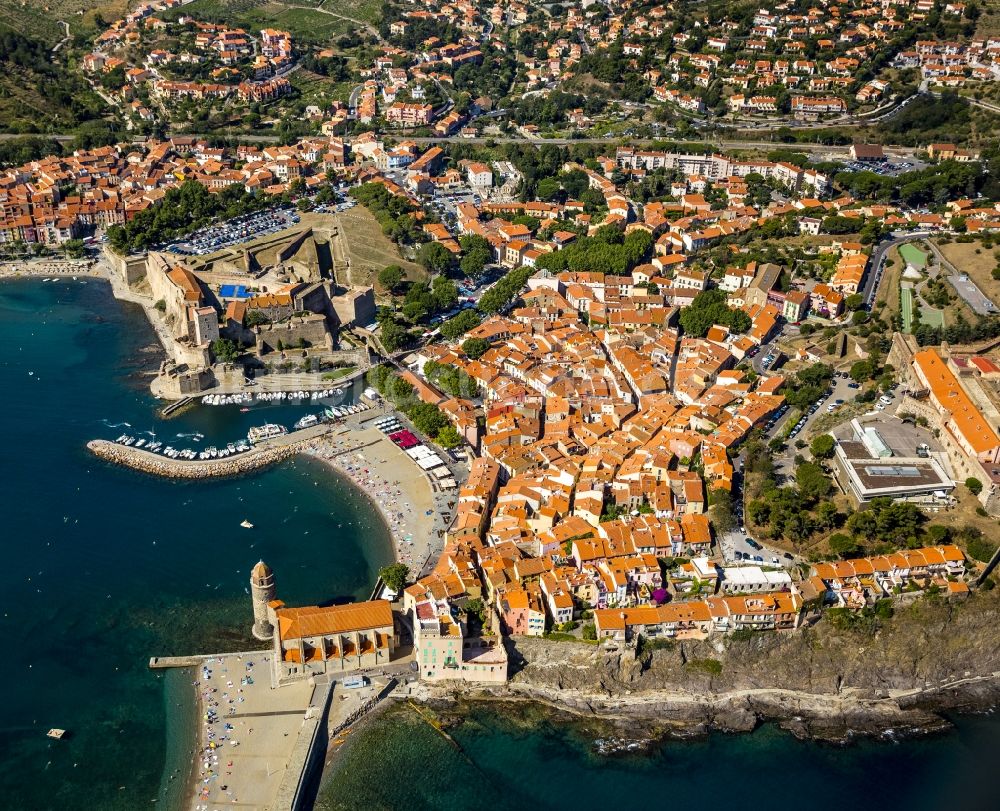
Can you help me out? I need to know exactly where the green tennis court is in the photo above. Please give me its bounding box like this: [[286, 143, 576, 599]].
[[901, 285, 914, 332], [922, 306, 944, 328]]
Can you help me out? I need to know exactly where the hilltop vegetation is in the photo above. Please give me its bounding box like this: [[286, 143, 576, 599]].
[[167, 0, 383, 44], [0, 0, 128, 42], [0, 30, 108, 133]]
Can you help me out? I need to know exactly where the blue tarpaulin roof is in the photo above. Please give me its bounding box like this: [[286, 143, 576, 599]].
[[219, 284, 250, 299]]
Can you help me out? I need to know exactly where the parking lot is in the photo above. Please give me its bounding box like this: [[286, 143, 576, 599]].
[[837, 158, 915, 176], [794, 372, 871, 436], [949, 273, 999, 316], [719, 514, 798, 568], [831, 412, 942, 456], [166, 207, 301, 256]]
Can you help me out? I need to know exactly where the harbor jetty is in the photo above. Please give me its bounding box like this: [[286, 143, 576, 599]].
[[88, 423, 331, 479]]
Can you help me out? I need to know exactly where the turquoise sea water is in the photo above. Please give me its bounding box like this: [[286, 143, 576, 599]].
[[319, 703, 1000, 811], [0, 278, 393, 809]]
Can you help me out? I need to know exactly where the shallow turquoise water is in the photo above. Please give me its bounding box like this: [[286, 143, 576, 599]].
[[318, 703, 1000, 811], [0, 278, 393, 809]]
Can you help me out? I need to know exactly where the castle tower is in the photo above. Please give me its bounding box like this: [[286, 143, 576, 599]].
[[250, 560, 277, 640]]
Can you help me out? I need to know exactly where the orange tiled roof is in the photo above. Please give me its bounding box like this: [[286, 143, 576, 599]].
[[276, 600, 393, 640]]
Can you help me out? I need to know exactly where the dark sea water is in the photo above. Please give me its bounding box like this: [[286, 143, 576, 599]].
[[318, 703, 1000, 811], [0, 278, 393, 810]]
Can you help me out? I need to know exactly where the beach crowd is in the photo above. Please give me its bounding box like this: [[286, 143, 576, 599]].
[[192, 656, 258, 809]]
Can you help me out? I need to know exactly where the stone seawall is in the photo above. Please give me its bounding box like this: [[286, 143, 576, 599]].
[[88, 439, 298, 478], [86, 426, 331, 478]]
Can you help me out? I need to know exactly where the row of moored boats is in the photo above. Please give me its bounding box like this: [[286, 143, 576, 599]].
[[114, 434, 251, 459], [109, 400, 373, 459], [293, 403, 371, 431], [201, 388, 344, 406]]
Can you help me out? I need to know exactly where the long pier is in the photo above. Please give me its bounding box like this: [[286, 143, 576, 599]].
[[149, 655, 204, 669], [149, 649, 269, 669], [160, 396, 194, 417], [88, 423, 332, 479]]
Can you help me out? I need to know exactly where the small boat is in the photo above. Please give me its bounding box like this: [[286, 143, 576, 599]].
[[240, 520, 254, 529], [294, 414, 319, 430], [47, 729, 67, 740]]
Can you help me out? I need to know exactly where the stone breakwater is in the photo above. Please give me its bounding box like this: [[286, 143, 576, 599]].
[[87, 439, 300, 479]]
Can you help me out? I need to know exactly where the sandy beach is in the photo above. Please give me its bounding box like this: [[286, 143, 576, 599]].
[[187, 652, 314, 810], [304, 425, 457, 577], [0, 259, 102, 280]]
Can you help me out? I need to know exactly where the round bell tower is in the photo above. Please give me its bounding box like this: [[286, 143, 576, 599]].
[[250, 560, 277, 640]]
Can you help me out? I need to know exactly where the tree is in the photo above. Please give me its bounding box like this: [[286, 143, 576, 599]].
[[829, 533, 861, 558], [965, 477, 983, 496], [417, 241, 453, 274], [843, 293, 864, 311], [62, 238, 86, 258], [965, 531, 997, 564], [582, 622, 597, 640], [435, 424, 463, 449], [708, 487, 735, 533], [378, 264, 405, 293], [378, 563, 409, 594], [535, 176, 561, 201], [679, 289, 751, 337], [431, 276, 459, 311], [845, 497, 923, 547], [849, 359, 876, 383], [439, 309, 481, 340], [796, 462, 831, 503], [462, 337, 491, 359], [245, 310, 270, 328], [380, 320, 410, 352], [211, 338, 240, 363], [409, 402, 449, 436], [810, 434, 836, 460], [816, 501, 841, 531], [459, 234, 492, 278], [464, 597, 486, 625]]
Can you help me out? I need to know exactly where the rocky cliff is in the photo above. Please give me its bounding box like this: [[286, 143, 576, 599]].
[[427, 590, 1000, 742]]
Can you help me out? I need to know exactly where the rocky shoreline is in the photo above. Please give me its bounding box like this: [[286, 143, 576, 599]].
[[87, 438, 299, 479], [417, 674, 1000, 746], [412, 589, 1000, 745]]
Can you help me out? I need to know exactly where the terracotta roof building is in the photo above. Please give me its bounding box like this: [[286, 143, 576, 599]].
[[269, 599, 397, 682]]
